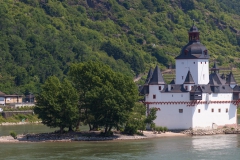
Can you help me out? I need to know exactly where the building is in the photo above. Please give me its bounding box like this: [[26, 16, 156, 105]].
[[140, 24, 239, 130]]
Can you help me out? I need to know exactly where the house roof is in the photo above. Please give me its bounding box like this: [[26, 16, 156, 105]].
[[0, 91, 6, 96], [184, 71, 195, 84], [149, 65, 165, 85]]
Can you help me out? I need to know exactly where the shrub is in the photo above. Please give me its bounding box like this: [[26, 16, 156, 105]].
[[10, 131, 17, 139], [163, 127, 168, 132]]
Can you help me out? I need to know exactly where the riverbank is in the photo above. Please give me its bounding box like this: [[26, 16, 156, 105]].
[[0, 121, 41, 126], [0, 131, 186, 143]]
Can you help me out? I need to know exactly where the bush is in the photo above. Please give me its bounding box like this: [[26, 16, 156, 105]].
[[10, 131, 17, 139], [163, 127, 168, 132]]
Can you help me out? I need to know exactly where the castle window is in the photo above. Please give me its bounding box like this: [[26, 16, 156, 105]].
[[179, 109, 183, 113], [172, 94, 173, 97], [194, 62, 195, 64], [218, 109, 221, 113], [205, 61, 206, 64], [203, 74, 205, 80], [191, 86, 193, 90], [198, 109, 201, 113], [201, 62, 202, 64], [182, 76, 184, 80], [153, 94, 156, 99], [226, 108, 228, 113], [185, 86, 188, 90], [212, 109, 214, 113], [181, 94, 183, 97], [159, 86, 161, 90]]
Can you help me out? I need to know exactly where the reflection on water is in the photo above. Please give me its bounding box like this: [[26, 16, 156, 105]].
[[0, 117, 239, 159]]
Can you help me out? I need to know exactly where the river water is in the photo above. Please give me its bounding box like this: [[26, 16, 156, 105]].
[[0, 117, 240, 159]]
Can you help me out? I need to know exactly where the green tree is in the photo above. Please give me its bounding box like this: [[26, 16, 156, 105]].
[[124, 102, 146, 135], [145, 108, 157, 129], [69, 61, 138, 135], [34, 76, 79, 133]]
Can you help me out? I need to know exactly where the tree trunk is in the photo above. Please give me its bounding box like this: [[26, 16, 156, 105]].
[[88, 124, 92, 131], [68, 126, 73, 132], [60, 126, 64, 134], [104, 124, 108, 135], [75, 120, 81, 131]]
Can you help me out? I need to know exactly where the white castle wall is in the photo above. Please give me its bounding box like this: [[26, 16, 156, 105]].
[[146, 91, 237, 130], [192, 93, 236, 129], [176, 59, 209, 85]]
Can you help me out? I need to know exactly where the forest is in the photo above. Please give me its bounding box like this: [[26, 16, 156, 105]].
[[1, 0, 240, 95]]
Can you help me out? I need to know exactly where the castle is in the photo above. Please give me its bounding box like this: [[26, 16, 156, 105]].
[[140, 24, 239, 130]]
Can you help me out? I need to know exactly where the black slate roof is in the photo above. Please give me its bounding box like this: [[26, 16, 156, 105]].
[[149, 66, 165, 85], [162, 84, 188, 93], [184, 71, 195, 84], [175, 42, 209, 59], [170, 79, 175, 84], [145, 68, 153, 84], [189, 25, 199, 32], [209, 72, 226, 85], [226, 72, 237, 85]]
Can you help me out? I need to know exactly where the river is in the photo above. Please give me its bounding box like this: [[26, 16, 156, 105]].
[[0, 117, 240, 159]]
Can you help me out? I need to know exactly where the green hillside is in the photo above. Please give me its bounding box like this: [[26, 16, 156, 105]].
[[1, 0, 240, 94]]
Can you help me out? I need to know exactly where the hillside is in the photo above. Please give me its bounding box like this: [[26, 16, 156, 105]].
[[1, 0, 240, 94]]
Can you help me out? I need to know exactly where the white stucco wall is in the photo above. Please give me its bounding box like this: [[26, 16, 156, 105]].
[[146, 91, 237, 130], [176, 59, 209, 85]]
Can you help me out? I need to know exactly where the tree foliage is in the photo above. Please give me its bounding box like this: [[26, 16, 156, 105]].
[[0, 0, 240, 94], [34, 76, 79, 132], [69, 61, 138, 135]]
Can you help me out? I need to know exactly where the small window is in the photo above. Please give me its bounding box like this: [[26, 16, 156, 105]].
[[181, 94, 183, 97], [153, 95, 156, 99], [191, 86, 193, 90], [179, 109, 183, 113], [172, 94, 173, 97], [201, 62, 202, 64], [198, 109, 201, 113], [193, 62, 195, 64], [203, 74, 205, 80], [182, 76, 184, 80], [205, 61, 206, 64], [212, 109, 214, 113], [159, 86, 161, 90], [218, 109, 221, 113], [226, 108, 228, 113], [185, 86, 188, 90]]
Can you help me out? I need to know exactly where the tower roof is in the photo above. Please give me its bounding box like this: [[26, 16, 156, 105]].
[[189, 25, 199, 32], [226, 72, 237, 85], [149, 66, 165, 85], [211, 61, 219, 72], [176, 23, 209, 60], [209, 72, 226, 86], [145, 68, 153, 84], [170, 79, 175, 84], [184, 71, 195, 84]]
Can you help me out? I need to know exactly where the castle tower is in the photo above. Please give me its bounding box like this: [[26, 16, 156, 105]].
[[175, 22, 210, 85]]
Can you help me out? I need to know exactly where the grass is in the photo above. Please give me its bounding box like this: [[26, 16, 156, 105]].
[[0, 114, 40, 123]]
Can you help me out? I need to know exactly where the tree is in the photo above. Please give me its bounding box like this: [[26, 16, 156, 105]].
[[69, 61, 139, 135], [145, 108, 157, 130], [124, 102, 146, 135], [34, 76, 79, 133]]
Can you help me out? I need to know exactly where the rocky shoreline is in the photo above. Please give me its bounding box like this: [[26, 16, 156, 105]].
[[0, 131, 186, 143], [181, 127, 240, 135]]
